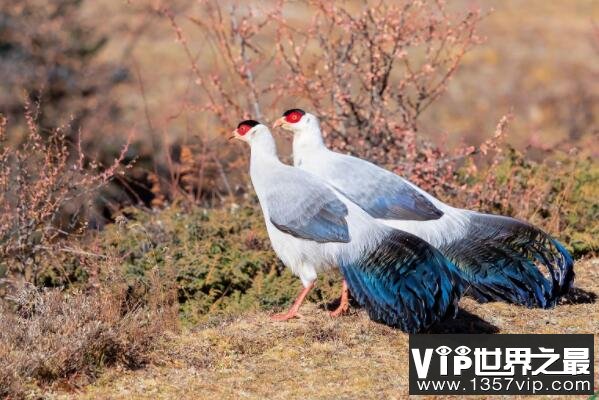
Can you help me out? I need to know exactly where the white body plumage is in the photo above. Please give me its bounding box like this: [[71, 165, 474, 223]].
[[248, 126, 390, 286], [291, 115, 469, 248]]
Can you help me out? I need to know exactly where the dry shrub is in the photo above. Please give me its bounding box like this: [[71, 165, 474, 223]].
[[273, 1, 481, 165], [154, 0, 481, 203], [0, 262, 178, 399], [0, 103, 129, 283]]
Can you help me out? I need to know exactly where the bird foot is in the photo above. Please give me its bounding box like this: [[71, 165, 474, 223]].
[[329, 279, 350, 317], [329, 302, 349, 317], [270, 310, 302, 321], [270, 282, 313, 322]]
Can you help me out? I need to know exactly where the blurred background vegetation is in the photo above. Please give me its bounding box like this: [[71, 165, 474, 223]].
[[0, 1, 598, 396]]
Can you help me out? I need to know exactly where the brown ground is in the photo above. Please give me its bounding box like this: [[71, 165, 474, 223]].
[[50, 259, 598, 400]]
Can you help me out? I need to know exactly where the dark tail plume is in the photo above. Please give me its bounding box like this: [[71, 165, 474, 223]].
[[340, 230, 464, 333], [443, 212, 574, 308]]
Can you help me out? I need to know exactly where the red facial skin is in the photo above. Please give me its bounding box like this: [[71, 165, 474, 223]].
[[285, 111, 303, 123], [237, 124, 252, 135]]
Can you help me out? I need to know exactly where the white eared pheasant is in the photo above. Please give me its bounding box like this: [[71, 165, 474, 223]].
[[273, 109, 575, 309], [231, 119, 463, 333]]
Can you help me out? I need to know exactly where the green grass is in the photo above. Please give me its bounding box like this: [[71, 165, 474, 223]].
[[98, 203, 344, 325]]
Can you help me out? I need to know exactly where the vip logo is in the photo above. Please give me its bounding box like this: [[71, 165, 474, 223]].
[[411, 345, 591, 379], [409, 335, 594, 395], [412, 345, 473, 378]]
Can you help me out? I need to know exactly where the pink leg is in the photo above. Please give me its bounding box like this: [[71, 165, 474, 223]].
[[330, 279, 350, 317], [271, 282, 315, 321]]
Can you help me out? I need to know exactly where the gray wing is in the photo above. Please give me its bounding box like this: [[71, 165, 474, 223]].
[[265, 169, 350, 243], [325, 155, 443, 221]]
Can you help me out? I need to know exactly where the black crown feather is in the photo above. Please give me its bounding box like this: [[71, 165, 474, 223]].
[[282, 109, 306, 117], [237, 119, 260, 129]]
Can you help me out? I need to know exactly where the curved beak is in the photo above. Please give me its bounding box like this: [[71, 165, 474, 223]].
[[272, 117, 286, 130]]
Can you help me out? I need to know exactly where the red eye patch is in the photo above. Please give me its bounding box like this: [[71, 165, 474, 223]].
[[237, 124, 251, 135], [285, 111, 303, 123]]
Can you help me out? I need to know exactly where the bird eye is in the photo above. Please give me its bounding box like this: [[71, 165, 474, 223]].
[[435, 346, 452, 356], [237, 125, 251, 135], [455, 346, 471, 356], [285, 112, 302, 123]]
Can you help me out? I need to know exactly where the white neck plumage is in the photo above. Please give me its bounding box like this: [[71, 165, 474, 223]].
[[250, 128, 278, 157], [249, 128, 282, 181], [292, 118, 328, 167]]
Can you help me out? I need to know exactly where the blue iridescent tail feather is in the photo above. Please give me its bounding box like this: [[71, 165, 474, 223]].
[[339, 230, 464, 333], [443, 213, 574, 308]]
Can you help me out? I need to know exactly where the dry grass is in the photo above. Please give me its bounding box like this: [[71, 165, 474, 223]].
[[43, 258, 599, 400], [0, 266, 179, 399]]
